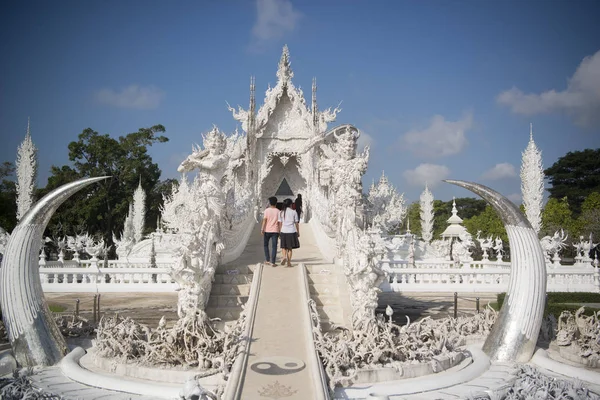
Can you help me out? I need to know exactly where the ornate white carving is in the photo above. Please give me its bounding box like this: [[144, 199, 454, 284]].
[[114, 203, 135, 259], [161, 174, 225, 318], [540, 229, 568, 264], [553, 307, 600, 363], [177, 126, 245, 182], [0, 227, 10, 257], [452, 229, 475, 263], [310, 301, 497, 390], [521, 124, 544, 235], [15, 119, 37, 221], [132, 180, 146, 243], [367, 172, 406, 234], [420, 184, 434, 243]]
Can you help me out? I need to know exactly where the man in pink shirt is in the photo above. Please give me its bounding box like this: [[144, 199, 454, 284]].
[[261, 196, 280, 266]]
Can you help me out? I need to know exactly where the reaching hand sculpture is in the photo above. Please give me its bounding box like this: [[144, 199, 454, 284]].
[[0, 176, 107, 366], [445, 180, 546, 363]]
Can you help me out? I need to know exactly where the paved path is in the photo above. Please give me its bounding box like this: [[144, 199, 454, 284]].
[[30, 367, 165, 400], [239, 222, 327, 400]]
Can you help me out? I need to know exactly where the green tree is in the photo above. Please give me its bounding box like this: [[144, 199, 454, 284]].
[[541, 197, 576, 238], [545, 148, 600, 215], [401, 201, 422, 237], [430, 198, 487, 239], [432, 199, 451, 239], [455, 198, 487, 220], [41, 125, 169, 248], [0, 162, 17, 231], [463, 205, 508, 243], [577, 192, 600, 241]]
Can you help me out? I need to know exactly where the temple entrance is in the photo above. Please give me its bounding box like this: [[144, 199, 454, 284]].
[[275, 178, 294, 204], [259, 154, 306, 209]]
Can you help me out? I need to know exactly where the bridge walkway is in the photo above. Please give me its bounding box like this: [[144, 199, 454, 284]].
[[237, 221, 329, 400]]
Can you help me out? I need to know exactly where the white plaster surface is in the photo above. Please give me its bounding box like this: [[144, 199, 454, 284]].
[[531, 348, 600, 390], [335, 344, 492, 399]]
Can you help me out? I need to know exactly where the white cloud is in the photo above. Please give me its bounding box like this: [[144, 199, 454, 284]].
[[401, 112, 473, 158], [403, 164, 451, 188], [497, 50, 600, 128], [357, 130, 373, 152], [481, 163, 517, 180], [250, 0, 301, 50], [507, 193, 522, 205], [96, 85, 164, 110]]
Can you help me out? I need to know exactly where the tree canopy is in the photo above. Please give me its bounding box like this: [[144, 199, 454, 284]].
[[545, 148, 600, 215], [0, 162, 17, 231], [463, 205, 507, 243], [41, 125, 169, 249]]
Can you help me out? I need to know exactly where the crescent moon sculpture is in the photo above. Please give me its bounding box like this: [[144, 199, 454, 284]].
[[0, 176, 108, 366], [444, 180, 546, 363]]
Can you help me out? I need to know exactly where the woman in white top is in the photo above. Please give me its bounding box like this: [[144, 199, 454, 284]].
[[278, 198, 300, 267]]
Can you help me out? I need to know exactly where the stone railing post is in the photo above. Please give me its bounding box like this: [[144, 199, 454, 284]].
[[39, 249, 46, 267]]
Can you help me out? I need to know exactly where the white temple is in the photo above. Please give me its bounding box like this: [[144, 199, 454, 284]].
[[2, 45, 599, 400]]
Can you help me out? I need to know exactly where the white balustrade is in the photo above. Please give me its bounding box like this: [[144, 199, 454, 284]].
[[39, 256, 179, 292], [381, 260, 600, 293]]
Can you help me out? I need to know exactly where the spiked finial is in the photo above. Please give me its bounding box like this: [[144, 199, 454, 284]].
[[276, 45, 293, 84], [312, 77, 318, 128], [26, 117, 31, 137], [530, 123, 533, 141]]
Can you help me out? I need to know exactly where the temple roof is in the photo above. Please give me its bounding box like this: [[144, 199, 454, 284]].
[[228, 46, 341, 137], [441, 198, 466, 238]]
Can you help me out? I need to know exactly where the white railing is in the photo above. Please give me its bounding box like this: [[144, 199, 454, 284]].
[[380, 259, 600, 293], [39, 257, 178, 293]]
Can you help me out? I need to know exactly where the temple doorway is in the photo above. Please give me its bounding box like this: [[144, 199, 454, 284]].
[[260, 155, 306, 210]]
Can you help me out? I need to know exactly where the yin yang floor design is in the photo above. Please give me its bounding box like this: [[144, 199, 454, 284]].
[[250, 356, 306, 375]]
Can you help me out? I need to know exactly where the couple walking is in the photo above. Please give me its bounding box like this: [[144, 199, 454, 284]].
[[261, 196, 300, 267]]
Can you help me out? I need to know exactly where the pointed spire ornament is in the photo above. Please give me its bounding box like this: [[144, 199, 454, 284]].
[[521, 123, 544, 235], [276, 45, 294, 85], [312, 77, 318, 128], [16, 117, 38, 221], [529, 122, 533, 142], [420, 184, 434, 243]]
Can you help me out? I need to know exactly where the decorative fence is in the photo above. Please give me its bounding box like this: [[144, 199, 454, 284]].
[[37, 247, 600, 294], [39, 257, 178, 293], [379, 259, 600, 293]]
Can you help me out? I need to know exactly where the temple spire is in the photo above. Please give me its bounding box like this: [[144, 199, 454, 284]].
[[246, 76, 256, 183], [530, 122, 533, 141], [276, 45, 294, 85], [26, 117, 31, 137], [249, 76, 256, 132], [312, 77, 318, 129]]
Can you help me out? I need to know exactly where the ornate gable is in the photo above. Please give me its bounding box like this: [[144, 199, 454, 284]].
[[227, 45, 342, 138], [256, 46, 313, 139]]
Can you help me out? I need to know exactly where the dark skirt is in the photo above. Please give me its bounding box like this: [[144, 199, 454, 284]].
[[280, 232, 300, 249]]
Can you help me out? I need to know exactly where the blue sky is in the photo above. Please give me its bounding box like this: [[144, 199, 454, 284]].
[[1, 0, 599, 204]]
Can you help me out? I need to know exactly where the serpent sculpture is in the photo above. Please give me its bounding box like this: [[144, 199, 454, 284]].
[[445, 180, 547, 363], [0, 176, 107, 366]]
